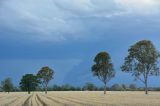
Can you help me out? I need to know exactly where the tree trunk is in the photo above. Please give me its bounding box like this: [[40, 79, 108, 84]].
[[28, 87, 30, 94], [104, 83, 107, 94], [28, 91, 30, 94], [45, 84, 47, 94], [144, 79, 148, 95]]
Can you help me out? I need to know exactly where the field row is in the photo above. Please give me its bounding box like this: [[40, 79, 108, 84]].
[[0, 91, 160, 106]]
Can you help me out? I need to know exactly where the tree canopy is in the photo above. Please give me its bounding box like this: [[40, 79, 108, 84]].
[[92, 51, 115, 94], [19, 74, 39, 94], [1, 78, 13, 93], [37, 66, 54, 94], [121, 40, 160, 94]]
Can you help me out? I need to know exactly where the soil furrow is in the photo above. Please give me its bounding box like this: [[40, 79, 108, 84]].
[[36, 94, 48, 106], [4, 95, 23, 106], [22, 94, 33, 106]]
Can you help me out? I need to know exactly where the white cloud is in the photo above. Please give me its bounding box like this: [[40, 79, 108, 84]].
[[54, 0, 94, 14], [0, 0, 75, 41], [115, 0, 160, 14], [0, 0, 160, 42]]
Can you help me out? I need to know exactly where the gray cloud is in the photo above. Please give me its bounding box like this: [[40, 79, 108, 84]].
[[0, 0, 160, 42]]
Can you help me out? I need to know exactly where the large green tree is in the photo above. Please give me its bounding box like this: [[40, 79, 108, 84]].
[[121, 40, 160, 94], [92, 52, 115, 94], [37, 66, 54, 94], [20, 74, 39, 94], [1, 78, 13, 93]]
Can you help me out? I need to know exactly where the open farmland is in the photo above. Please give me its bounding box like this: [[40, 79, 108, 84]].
[[0, 91, 160, 106]]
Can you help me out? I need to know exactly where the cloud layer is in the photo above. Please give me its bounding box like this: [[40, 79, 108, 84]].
[[0, 0, 160, 42]]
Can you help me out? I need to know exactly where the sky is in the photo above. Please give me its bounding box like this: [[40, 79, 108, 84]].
[[0, 0, 160, 87]]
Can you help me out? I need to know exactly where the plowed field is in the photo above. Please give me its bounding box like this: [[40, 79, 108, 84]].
[[0, 91, 160, 106]]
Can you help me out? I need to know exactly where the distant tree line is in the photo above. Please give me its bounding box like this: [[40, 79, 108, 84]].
[[0, 40, 160, 95], [1, 80, 160, 93]]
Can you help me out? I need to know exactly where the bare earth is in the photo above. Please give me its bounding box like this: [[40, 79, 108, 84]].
[[0, 91, 160, 106]]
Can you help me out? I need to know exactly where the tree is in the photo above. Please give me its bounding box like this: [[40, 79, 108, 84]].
[[20, 74, 39, 94], [111, 84, 124, 91], [121, 40, 160, 94], [1, 78, 13, 93], [83, 82, 97, 91], [92, 52, 115, 94], [37, 66, 54, 94], [61, 84, 76, 91], [129, 83, 137, 90], [52, 84, 61, 91], [122, 84, 128, 90]]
